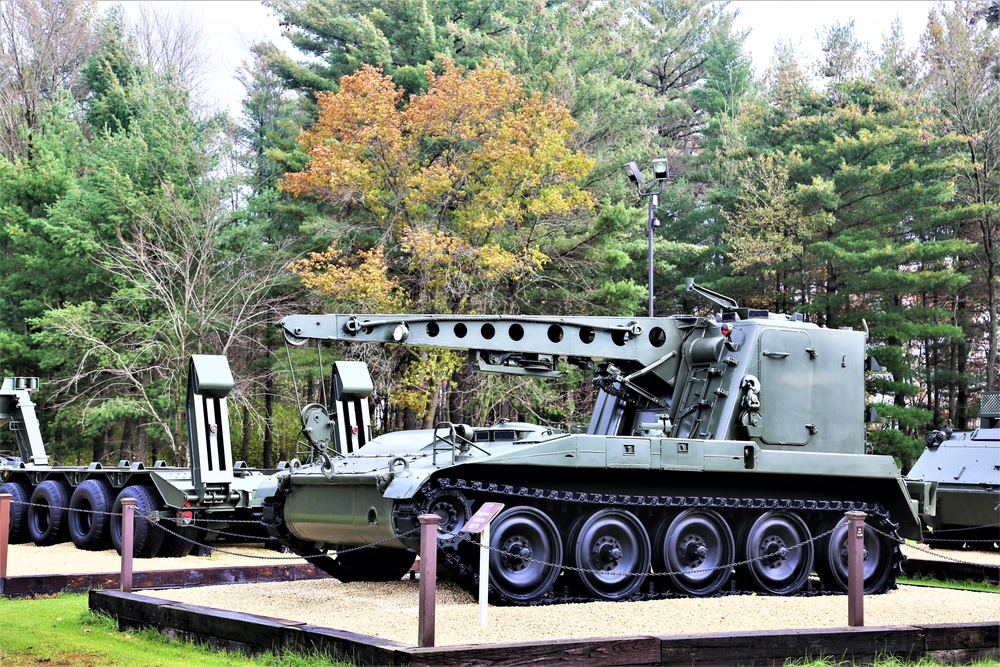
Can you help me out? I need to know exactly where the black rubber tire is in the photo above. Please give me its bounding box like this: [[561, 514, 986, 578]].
[[27, 480, 71, 546], [155, 520, 197, 557], [68, 479, 115, 551], [0, 480, 31, 544], [110, 485, 166, 558]]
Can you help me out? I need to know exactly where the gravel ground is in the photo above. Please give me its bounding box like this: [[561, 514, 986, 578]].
[[2, 541, 294, 576], [5, 541, 997, 647], [147, 579, 1000, 647]]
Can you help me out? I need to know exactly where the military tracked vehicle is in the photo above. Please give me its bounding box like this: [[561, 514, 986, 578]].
[[259, 281, 925, 604], [907, 394, 1000, 551], [0, 356, 268, 557]]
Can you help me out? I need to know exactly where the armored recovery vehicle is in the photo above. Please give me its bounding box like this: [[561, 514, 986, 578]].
[[907, 394, 1000, 551], [0, 355, 268, 557], [260, 282, 924, 604]]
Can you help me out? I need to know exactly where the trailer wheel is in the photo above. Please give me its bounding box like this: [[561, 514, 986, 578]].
[[28, 480, 71, 546], [155, 520, 197, 557], [68, 479, 114, 550], [111, 485, 166, 558], [0, 481, 31, 543]]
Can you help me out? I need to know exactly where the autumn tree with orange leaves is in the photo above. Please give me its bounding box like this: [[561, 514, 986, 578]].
[[282, 59, 594, 314], [282, 60, 594, 426]]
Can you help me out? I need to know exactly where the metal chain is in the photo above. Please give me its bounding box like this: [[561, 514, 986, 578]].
[[901, 541, 999, 567], [8, 498, 424, 554], [147, 520, 420, 561], [9, 498, 264, 525], [926, 522, 999, 533], [5, 498, 994, 576], [8, 499, 272, 541], [865, 523, 997, 569], [451, 524, 840, 579]]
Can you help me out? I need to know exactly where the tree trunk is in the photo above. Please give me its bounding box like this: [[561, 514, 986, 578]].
[[92, 433, 105, 465], [263, 374, 274, 468], [137, 428, 148, 465], [120, 420, 133, 463], [241, 404, 251, 464]]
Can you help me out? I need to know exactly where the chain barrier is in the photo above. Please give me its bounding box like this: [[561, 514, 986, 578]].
[[927, 522, 999, 533], [862, 523, 998, 569], [4, 497, 996, 578], [4, 495, 422, 561], [450, 523, 841, 580], [9, 499, 270, 542], [898, 540, 999, 566], [145, 519, 420, 561]]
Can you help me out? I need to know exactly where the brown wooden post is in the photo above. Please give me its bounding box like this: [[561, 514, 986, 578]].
[[846, 510, 866, 627], [417, 513, 441, 648], [0, 493, 10, 590], [121, 497, 135, 593]]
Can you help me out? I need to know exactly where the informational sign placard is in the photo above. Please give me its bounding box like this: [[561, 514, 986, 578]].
[[460, 501, 505, 534], [459, 501, 504, 627]]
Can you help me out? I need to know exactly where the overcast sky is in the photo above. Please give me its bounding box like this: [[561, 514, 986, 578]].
[[105, 1, 943, 116]]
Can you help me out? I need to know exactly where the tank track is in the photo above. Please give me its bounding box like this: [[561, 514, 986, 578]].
[[394, 476, 906, 606]]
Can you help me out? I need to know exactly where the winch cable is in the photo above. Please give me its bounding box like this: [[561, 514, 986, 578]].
[[315, 340, 327, 406], [284, 337, 303, 411]]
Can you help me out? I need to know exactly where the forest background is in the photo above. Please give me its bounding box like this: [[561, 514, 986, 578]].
[[0, 0, 997, 472]]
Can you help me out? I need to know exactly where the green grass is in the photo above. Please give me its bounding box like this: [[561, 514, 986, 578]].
[[898, 575, 1000, 593], [2, 593, 995, 667], [788, 659, 1000, 667], [0, 593, 352, 666]]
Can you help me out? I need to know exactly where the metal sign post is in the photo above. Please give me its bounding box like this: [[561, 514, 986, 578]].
[[460, 502, 505, 627]]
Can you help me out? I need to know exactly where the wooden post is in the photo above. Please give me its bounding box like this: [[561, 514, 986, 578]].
[[121, 497, 135, 593], [0, 493, 10, 591], [417, 514, 440, 648], [846, 510, 866, 627]]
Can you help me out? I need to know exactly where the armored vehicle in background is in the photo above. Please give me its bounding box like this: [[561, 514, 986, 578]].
[[0, 356, 268, 557], [907, 394, 1000, 551], [259, 281, 924, 604]]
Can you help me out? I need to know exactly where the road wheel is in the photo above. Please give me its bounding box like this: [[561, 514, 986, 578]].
[[815, 516, 896, 594], [655, 509, 734, 596], [488, 506, 562, 603], [569, 508, 650, 600], [736, 511, 813, 595]]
